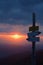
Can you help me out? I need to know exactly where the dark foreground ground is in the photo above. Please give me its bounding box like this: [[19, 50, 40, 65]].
[[0, 49, 43, 65]]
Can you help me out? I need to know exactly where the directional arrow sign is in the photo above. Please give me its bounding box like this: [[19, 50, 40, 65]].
[[27, 31, 41, 37], [26, 37, 40, 42], [29, 26, 39, 31]]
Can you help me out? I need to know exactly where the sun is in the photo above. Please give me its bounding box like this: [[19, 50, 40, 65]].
[[11, 34, 23, 39], [14, 34, 21, 39]]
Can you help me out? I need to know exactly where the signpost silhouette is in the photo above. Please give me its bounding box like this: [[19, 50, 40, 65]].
[[26, 13, 41, 65]]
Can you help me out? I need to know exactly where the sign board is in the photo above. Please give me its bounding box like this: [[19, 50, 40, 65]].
[[29, 26, 39, 31], [27, 31, 41, 37], [26, 37, 40, 42]]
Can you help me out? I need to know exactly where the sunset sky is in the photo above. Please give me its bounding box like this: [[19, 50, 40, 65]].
[[0, 0, 43, 58]]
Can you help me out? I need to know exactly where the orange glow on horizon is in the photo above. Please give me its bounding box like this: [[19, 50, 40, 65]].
[[0, 32, 43, 46], [0, 33, 27, 46], [0, 32, 43, 42], [0, 33, 27, 40]]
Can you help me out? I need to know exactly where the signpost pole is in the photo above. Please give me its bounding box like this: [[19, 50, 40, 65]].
[[32, 13, 36, 65], [32, 42, 36, 65]]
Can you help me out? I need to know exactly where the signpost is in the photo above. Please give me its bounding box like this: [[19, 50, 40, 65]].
[[26, 37, 39, 42], [26, 13, 41, 65], [27, 31, 41, 37], [29, 26, 39, 31]]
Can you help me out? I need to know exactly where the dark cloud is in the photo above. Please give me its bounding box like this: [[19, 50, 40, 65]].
[[0, 0, 43, 25]]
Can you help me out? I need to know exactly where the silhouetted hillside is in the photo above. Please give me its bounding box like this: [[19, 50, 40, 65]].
[[36, 50, 43, 65], [0, 50, 43, 65]]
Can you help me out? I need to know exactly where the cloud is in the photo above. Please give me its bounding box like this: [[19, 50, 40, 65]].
[[0, 24, 30, 34], [0, 23, 43, 34], [0, 0, 43, 25]]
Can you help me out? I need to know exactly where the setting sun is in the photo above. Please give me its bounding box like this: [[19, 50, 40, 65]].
[[11, 34, 24, 39]]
